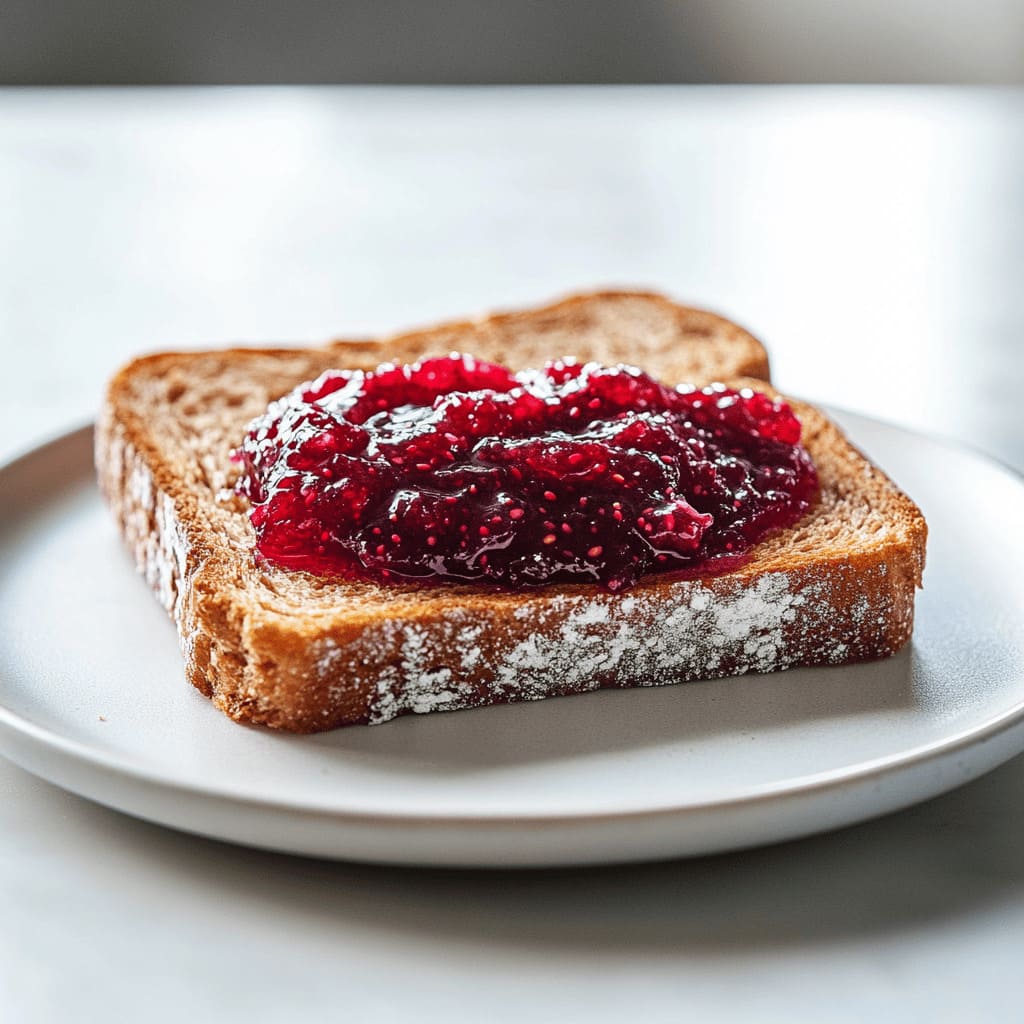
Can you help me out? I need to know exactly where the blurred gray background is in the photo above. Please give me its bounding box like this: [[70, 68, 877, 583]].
[[3, 0, 1023, 84]]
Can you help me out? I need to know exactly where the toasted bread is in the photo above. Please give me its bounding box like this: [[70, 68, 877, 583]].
[[95, 290, 926, 731]]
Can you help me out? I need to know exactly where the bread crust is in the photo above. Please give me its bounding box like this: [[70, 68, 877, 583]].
[[95, 290, 926, 732]]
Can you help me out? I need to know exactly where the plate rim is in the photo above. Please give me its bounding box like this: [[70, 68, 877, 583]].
[[2, 415, 1024, 830]]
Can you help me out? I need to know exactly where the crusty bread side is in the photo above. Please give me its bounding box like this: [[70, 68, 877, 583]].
[[96, 291, 926, 732]]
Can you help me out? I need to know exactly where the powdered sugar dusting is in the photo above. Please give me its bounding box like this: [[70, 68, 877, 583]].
[[311, 571, 847, 725]]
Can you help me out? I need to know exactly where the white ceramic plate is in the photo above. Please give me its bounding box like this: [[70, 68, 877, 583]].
[[2, 413, 1024, 867]]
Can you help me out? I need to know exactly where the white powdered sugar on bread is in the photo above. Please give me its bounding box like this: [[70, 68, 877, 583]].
[[311, 573, 834, 725]]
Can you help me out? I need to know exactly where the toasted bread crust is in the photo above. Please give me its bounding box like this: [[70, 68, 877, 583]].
[[96, 291, 925, 732]]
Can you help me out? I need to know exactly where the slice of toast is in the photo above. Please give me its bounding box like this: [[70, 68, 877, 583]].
[[96, 290, 926, 732]]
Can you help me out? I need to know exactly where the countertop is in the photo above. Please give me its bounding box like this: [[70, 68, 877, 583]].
[[1, 86, 1023, 1022]]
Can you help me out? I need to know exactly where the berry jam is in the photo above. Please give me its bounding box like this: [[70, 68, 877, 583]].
[[235, 356, 818, 592]]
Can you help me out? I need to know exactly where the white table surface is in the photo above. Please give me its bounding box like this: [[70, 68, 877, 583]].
[[2, 86, 1023, 1022]]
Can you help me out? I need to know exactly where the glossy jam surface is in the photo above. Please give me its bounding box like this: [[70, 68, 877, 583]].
[[235, 356, 818, 591]]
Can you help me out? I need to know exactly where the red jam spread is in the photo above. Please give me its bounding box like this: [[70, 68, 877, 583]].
[[235, 355, 818, 592]]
